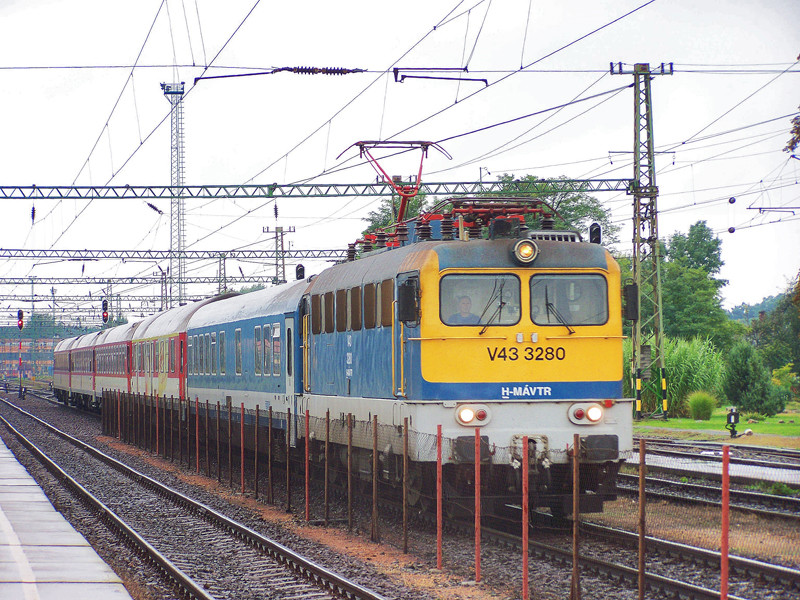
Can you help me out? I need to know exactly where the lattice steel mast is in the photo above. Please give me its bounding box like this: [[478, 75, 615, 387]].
[[612, 62, 672, 418], [161, 82, 186, 307]]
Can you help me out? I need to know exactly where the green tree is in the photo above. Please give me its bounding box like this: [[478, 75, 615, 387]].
[[362, 193, 430, 236], [496, 174, 620, 244], [748, 277, 800, 371], [723, 341, 785, 416], [661, 261, 737, 348], [667, 221, 725, 282]]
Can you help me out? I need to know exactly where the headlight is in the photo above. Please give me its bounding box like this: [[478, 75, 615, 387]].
[[513, 239, 539, 264], [586, 405, 603, 422], [569, 402, 604, 425], [455, 404, 491, 426]]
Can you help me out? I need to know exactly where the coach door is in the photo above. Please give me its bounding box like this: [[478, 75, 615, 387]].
[[285, 317, 299, 445]]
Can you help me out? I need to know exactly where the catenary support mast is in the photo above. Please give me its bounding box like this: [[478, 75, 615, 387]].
[[162, 82, 186, 307], [612, 62, 672, 418]]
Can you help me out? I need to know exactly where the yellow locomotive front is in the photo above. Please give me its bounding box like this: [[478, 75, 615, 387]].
[[401, 230, 632, 514]]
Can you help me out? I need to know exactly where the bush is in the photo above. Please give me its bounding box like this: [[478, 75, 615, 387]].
[[723, 342, 786, 417], [687, 391, 716, 420]]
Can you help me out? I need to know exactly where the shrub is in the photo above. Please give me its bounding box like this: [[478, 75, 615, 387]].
[[723, 342, 786, 416], [687, 391, 716, 420]]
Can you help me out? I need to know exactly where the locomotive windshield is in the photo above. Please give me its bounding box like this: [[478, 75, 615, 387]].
[[440, 274, 521, 326], [530, 274, 608, 326]]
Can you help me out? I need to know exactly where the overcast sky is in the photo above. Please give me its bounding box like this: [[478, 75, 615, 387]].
[[0, 0, 798, 324]]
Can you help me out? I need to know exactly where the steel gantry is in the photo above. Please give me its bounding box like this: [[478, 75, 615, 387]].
[[0, 179, 631, 200]]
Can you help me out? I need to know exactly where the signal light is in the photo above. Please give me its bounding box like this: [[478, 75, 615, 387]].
[[102, 299, 109, 323], [17, 309, 23, 331]]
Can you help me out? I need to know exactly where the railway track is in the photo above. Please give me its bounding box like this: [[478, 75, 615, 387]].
[[0, 399, 388, 600], [617, 472, 800, 521], [637, 437, 800, 471]]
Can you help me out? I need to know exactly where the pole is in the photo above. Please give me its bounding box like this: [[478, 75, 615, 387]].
[[286, 407, 292, 513], [305, 409, 310, 522], [347, 413, 353, 532], [268, 406, 273, 503], [254, 405, 260, 500], [522, 435, 529, 600], [437, 423, 443, 570], [371, 415, 379, 542], [474, 427, 481, 583], [721, 445, 730, 600], [241, 403, 245, 494], [325, 409, 330, 526], [403, 417, 409, 554], [196, 398, 200, 473], [638, 438, 646, 600], [571, 433, 581, 600]]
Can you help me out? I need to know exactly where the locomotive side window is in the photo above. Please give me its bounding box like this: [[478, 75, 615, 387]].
[[324, 292, 335, 334], [380, 279, 394, 327], [336, 289, 347, 332], [530, 274, 608, 326], [254, 326, 262, 375], [364, 283, 376, 329], [219, 331, 226, 375], [235, 329, 242, 375], [263, 324, 272, 376], [349, 287, 362, 331], [311, 295, 322, 334], [440, 274, 521, 326]]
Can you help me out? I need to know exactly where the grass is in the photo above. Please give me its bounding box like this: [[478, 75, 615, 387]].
[[634, 403, 800, 449]]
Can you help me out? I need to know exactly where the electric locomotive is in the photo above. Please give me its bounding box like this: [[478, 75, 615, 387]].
[[54, 198, 632, 517]]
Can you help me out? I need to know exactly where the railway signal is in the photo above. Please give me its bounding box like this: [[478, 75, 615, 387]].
[[17, 309, 23, 330], [102, 299, 109, 323]]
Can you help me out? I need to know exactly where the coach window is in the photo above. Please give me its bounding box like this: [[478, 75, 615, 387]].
[[272, 323, 281, 375], [254, 326, 262, 375], [194, 335, 200, 374], [363, 283, 376, 329], [219, 331, 226, 375], [197, 335, 206, 375], [169, 339, 175, 373], [324, 291, 335, 334], [210, 332, 217, 375], [187, 338, 193, 376], [235, 328, 242, 375], [380, 279, 394, 327], [205, 333, 211, 375], [263, 324, 272, 376], [529, 274, 608, 326], [349, 287, 362, 331], [440, 274, 521, 326], [336, 289, 347, 332]]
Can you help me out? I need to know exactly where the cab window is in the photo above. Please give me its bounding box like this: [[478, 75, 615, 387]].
[[530, 274, 608, 326], [440, 274, 521, 326]]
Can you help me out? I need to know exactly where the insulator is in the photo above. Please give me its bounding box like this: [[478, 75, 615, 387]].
[[347, 243, 357, 262], [417, 221, 432, 241], [395, 224, 408, 243], [375, 231, 387, 248], [362, 240, 373, 253], [440, 216, 454, 240]]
